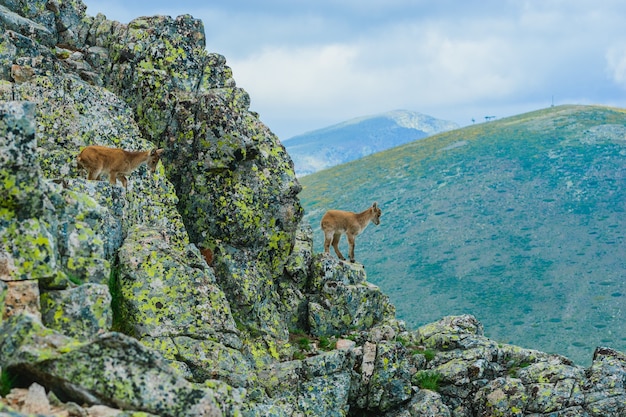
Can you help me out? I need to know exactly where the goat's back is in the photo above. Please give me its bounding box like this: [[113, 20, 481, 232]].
[[321, 210, 354, 232], [77, 145, 143, 175]]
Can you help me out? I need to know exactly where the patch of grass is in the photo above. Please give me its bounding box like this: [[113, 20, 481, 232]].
[[0, 369, 16, 396], [319, 336, 336, 351], [508, 360, 532, 378], [413, 370, 443, 391], [108, 263, 138, 337], [297, 337, 311, 351], [66, 271, 83, 286], [290, 328, 306, 337], [395, 335, 410, 346], [108, 263, 124, 333], [289, 330, 316, 358], [412, 348, 436, 362]]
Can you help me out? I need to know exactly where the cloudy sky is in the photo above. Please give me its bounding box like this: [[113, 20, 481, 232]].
[[82, 0, 626, 140]]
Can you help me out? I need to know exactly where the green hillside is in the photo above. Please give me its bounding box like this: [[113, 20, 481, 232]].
[[298, 104, 626, 365]]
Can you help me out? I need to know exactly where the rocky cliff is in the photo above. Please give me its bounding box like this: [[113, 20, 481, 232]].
[[0, 1, 625, 416]]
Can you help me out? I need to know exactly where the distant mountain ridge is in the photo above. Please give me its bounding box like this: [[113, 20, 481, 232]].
[[284, 109, 459, 176], [299, 104, 626, 366]]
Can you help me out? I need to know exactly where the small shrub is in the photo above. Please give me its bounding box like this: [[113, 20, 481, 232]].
[[413, 370, 442, 391]]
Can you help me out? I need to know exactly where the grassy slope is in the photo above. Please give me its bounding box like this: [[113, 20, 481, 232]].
[[298, 104, 626, 365]]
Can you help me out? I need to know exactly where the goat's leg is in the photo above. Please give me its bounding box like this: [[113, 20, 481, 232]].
[[87, 169, 100, 181], [108, 171, 118, 186], [347, 234, 356, 262], [332, 232, 345, 260], [323, 231, 333, 254]]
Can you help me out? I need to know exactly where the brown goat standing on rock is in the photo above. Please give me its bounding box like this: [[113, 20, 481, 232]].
[[321, 202, 382, 263], [77, 145, 163, 188]]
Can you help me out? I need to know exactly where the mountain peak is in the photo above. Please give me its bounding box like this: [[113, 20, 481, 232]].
[[284, 110, 458, 176]]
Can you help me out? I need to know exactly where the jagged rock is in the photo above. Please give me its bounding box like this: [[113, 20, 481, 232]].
[[386, 390, 452, 417], [405, 315, 626, 417], [116, 227, 249, 386], [0, 313, 223, 417], [474, 377, 528, 416], [0, 4, 55, 48], [308, 254, 397, 337], [0, 100, 45, 218], [74, 11, 304, 356], [40, 283, 112, 340], [351, 341, 412, 413], [53, 179, 124, 264], [281, 223, 313, 330], [583, 347, 626, 417], [255, 349, 354, 416]]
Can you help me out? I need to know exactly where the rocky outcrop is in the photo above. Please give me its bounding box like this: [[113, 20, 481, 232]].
[[1, 1, 626, 417]]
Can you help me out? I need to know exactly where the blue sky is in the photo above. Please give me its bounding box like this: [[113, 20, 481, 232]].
[[82, 0, 626, 140]]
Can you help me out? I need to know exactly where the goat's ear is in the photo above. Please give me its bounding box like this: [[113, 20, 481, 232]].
[[372, 202, 378, 209]]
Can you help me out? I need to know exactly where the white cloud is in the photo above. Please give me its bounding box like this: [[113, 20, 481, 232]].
[[606, 46, 626, 89]]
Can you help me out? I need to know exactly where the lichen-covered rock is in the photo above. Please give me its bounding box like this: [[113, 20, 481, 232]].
[[4, 72, 190, 253], [284, 224, 314, 284], [89, 12, 303, 361], [255, 349, 355, 416], [0, 0, 91, 48], [116, 227, 247, 384], [350, 341, 412, 413], [516, 359, 585, 413], [280, 225, 313, 329], [117, 227, 238, 341], [0, 102, 63, 286], [0, 100, 45, 218], [0, 101, 121, 291], [53, 179, 124, 264], [214, 244, 290, 345], [584, 347, 626, 417], [0, 215, 60, 282], [308, 255, 396, 338], [386, 390, 451, 417], [474, 376, 528, 417], [309, 252, 368, 290], [0, 313, 223, 417], [170, 336, 252, 388], [40, 283, 112, 340], [413, 314, 486, 351]]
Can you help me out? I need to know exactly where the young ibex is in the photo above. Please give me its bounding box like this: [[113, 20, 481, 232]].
[[321, 202, 382, 263], [77, 145, 163, 188]]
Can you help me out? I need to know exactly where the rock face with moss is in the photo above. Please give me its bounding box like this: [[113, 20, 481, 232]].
[[1, 1, 626, 417]]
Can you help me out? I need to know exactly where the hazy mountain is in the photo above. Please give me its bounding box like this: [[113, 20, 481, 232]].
[[298, 104, 626, 366], [283, 109, 459, 176]]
